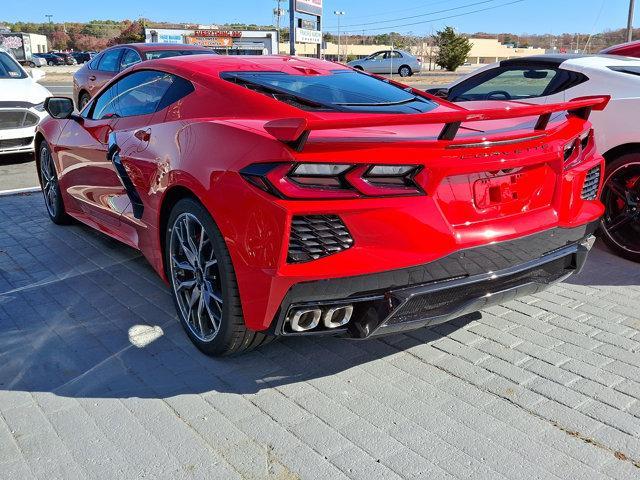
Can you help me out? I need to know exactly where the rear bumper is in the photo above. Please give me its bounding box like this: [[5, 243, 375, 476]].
[[270, 221, 597, 338]]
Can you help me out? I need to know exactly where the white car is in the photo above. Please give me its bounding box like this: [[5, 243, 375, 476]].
[[0, 50, 51, 156], [428, 54, 640, 262], [348, 50, 422, 77]]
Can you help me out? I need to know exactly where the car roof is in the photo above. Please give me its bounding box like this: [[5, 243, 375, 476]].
[[500, 53, 640, 69], [135, 55, 352, 77]]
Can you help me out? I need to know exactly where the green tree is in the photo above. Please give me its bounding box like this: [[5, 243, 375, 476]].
[[434, 26, 472, 72]]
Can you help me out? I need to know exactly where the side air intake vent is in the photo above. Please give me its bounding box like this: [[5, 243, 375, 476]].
[[288, 215, 353, 263], [581, 165, 601, 200]]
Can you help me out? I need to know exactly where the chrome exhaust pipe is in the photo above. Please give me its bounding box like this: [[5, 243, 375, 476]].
[[323, 305, 353, 329], [289, 308, 322, 332]]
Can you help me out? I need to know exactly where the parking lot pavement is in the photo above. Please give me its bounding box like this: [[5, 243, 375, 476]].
[[1, 192, 639, 480]]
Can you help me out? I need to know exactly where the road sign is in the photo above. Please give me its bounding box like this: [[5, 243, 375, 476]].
[[296, 27, 322, 44], [295, 0, 322, 16]]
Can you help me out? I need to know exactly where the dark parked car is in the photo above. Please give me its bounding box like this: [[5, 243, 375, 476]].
[[49, 52, 77, 65], [73, 42, 213, 108], [71, 51, 93, 64], [34, 53, 65, 66]]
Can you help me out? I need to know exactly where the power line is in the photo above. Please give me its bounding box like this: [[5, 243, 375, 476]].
[[350, 0, 482, 21], [325, 0, 499, 30], [324, 0, 526, 33]]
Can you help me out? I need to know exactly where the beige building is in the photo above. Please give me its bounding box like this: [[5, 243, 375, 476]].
[[280, 37, 545, 66]]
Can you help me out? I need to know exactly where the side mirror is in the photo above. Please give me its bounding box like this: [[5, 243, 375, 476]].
[[44, 97, 75, 119], [31, 69, 46, 82]]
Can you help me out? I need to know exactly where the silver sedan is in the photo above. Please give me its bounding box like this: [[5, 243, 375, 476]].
[[347, 50, 422, 77]]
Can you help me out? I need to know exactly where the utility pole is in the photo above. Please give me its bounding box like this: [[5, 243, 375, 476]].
[[289, 0, 295, 55], [627, 0, 635, 42], [334, 10, 345, 62], [45, 14, 53, 32], [274, 0, 285, 53]]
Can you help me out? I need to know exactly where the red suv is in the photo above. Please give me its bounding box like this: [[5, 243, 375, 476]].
[[73, 43, 213, 109]]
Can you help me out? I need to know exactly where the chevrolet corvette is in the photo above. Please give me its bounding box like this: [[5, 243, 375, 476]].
[[37, 55, 608, 355]]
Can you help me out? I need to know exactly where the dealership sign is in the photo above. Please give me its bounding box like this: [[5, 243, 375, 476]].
[[295, 0, 322, 16], [193, 30, 243, 38], [295, 28, 322, 45]]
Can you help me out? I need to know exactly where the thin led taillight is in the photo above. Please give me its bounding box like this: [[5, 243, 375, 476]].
[[240, 162, 424, 199]]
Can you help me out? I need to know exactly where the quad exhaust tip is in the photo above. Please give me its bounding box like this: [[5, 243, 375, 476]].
[[288, 305, 354, 332]]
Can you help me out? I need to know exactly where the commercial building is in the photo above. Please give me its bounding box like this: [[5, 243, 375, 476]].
[[284, 37, 545, 66], [144, 28, 278, 55]]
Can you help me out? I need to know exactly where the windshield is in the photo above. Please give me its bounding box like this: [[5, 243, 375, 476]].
[[0, 52, 26, 79], [222, 70, 437, 114], [145, 50, 211, 60]]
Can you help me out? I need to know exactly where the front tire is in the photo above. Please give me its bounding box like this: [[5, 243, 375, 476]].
[[399, 65, 412, 77], [600, 154, 640, 263], [78, 92, 91, 110], [39, 141, 70, 225], [165, 198, 273, 356]]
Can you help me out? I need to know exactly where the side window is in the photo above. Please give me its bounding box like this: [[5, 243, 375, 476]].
[[97, 49, 121, 72], [452, 68, 559, 101], [88, 53, 101, 70], [389, 51, 403, 59], [370, 52, 385, 60], [120, 49, 142, 71], [90, 70, 175, 120]]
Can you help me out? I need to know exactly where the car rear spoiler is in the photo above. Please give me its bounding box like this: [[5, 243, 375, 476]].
[[263, 95, 610, 152]]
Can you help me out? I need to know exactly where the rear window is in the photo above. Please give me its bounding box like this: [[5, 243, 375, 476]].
[[221, 70, 437, 114], [145, 50, 211, 60], [0, 52, 26, 79]]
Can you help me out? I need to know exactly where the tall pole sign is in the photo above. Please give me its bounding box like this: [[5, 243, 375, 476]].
[[290, 0, 323, 58]]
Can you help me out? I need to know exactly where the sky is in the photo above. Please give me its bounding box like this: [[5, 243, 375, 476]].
[[2, 0, 634, 35]]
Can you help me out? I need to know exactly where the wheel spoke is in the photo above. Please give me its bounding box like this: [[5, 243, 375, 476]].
[[607, 213, 634, 233], [196, 293, 206, 335], [202, 289, 221, 331], [176, 278, 196, 292], [608, 179, 629, 202], [204, 258, 217, 271], [172, 255, 195, 272]]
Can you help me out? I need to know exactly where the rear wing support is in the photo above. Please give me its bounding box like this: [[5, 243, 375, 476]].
[[264, 95, 610, 152]]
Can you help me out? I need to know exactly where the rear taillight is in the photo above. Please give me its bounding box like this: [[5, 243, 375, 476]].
[[564, 129, 593, 170], [240, 162, 424, 199]]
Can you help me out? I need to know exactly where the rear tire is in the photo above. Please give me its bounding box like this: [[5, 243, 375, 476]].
[[38, 141, 71, 225], [600, 154, 640, 263], [164, 198, 274, 356]]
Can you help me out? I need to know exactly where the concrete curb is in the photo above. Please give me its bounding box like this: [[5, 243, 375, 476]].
[[0, 186, 40, 197]]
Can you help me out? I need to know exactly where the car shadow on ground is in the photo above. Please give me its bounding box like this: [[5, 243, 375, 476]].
[[0, 208, 478, 400], [0, 203, 634, 401], [0, 153, 34, 166], [566, 238, 640, 287]]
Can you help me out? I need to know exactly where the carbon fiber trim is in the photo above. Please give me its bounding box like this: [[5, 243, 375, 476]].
[[280, 221, 598, 307]]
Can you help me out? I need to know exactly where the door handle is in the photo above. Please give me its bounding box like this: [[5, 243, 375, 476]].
[[89, 75, 96, 81], [134, 129, 151, 142]]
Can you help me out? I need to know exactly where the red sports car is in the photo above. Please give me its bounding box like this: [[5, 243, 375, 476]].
[[37, 55, 608, 356]]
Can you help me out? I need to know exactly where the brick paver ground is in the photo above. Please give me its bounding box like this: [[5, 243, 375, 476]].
[[1, 192, 639, 479]]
